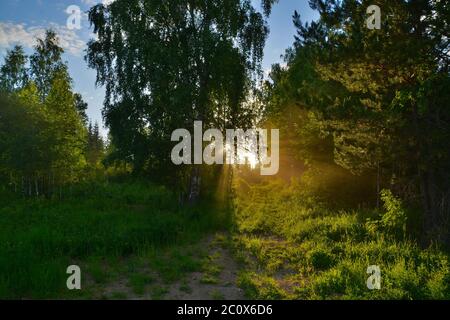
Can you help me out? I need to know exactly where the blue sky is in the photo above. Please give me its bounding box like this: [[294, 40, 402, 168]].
[[0, 0, 318, 136]]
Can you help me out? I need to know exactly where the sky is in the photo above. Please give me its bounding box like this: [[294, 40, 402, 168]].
[[0, 0, 318, 137]]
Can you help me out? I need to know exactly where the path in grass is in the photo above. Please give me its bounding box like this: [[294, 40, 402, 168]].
[[91, 233, 245, 300], [165, 236, 244, 300]]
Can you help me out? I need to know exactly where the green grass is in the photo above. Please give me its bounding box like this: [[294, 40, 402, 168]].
[[0, 181, 227, 299], [179, 280, 193, 294], [110, 291, 128, 300], [148, 246, 204, 283], [1, 177, 448, 300], [151, 285, 169, 300], [210, 289, 225, 300], [232, 178, 450, 300], [200, 252, 223, 284], [128, 273, 154, 295], [86, 258, 110, 284]]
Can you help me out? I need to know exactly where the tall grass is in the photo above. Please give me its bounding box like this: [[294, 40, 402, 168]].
[[232, 178, 450, 300], [0, 181, 227, 299]]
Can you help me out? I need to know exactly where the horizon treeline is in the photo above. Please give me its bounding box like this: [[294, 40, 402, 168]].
[[0, 31, 105, 197]]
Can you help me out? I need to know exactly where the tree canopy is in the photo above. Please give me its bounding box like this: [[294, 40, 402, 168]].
[[86, 0, 277, 177], [0, 31, 101, 197], [265, 0, 450, 241]]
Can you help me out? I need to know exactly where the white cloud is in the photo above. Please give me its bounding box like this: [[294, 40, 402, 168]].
[[0, 22, 86, 56], [82, 0, 115, 6]]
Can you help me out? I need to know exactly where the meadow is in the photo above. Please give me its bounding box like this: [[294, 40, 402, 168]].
[[1, 176, 448, 300], [1, 0, 448, 302], [231, 178, 450, 300], [0, 181, 229, 299]]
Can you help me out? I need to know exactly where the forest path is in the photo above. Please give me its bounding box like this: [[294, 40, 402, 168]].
[[165, 234, 245, 300], [93, 233, 245, 300]]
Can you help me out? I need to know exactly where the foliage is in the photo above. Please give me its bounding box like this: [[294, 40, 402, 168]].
[[85, 0, 275, 191], [231, 176, 450, 300], [30, 30, 66, 101], [0, 181, 226, 299], [0, 46, 28, 92], [264, 0, 450, 242], [0, 31, 93, 196], [366, 189, 408, 239]]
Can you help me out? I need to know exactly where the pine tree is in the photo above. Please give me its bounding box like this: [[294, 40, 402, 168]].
[[86, 121, 105, 168], [74, 93, 89, 125], [266, 0, 450, 242]]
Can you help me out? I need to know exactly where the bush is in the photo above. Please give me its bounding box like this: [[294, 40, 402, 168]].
[[366, 189, 407, 239], [380, 190, 407, 236]]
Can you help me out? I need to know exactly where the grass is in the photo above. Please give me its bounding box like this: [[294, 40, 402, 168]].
[[200, 252, 223, 284], [1, 176, 448, 300], [151, 286, 169, 300], [148, 247, 204, 283], [179, 280, 193, 294], [110, 292, 128, 300], [0, 181, 227, 299], [211, 289, 225, 300], [128, 273, 153, 295], [232, 177, 450, 300]]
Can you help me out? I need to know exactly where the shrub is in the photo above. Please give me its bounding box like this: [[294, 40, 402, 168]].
[[366, 189, 407, 239]]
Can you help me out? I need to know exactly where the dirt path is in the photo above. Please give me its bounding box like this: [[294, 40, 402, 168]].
[[166, 238, 244, 300], [93, 233, 245, 300]]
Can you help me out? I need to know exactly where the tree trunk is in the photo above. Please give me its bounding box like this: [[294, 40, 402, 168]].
[[411, 100, 440, 243], [28, 178, 32, 197], [35, 178, 39, 197], [376, 161, 381, 209], [188, 166, 201, 204], [419, 168, 440, 241]]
